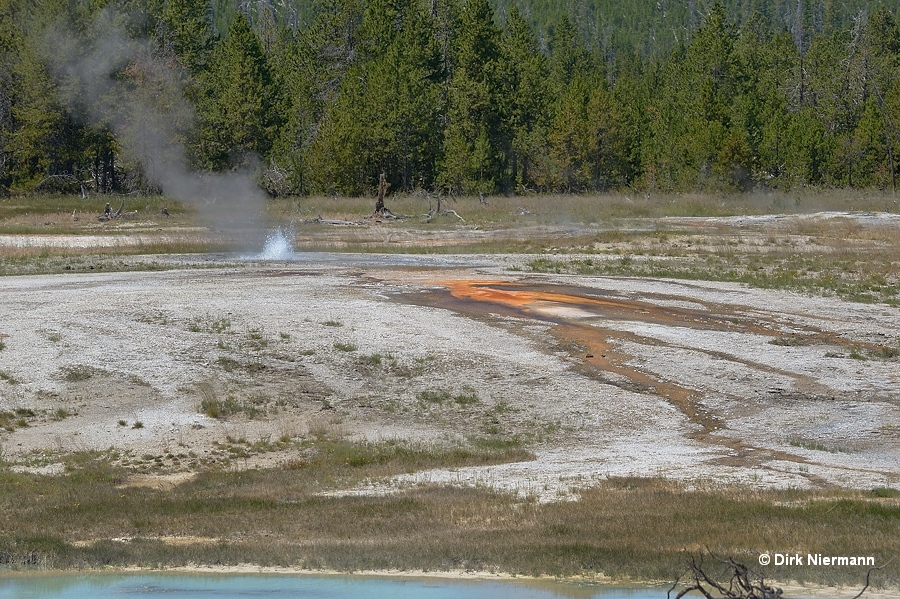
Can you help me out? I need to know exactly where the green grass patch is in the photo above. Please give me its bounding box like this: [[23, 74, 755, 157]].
[[188, 314, 232, 334], [0, 411, 20, 431], [0, 461, 896, 586], [59, 364, 101, 382], [0, 370, 20, 384], [199, 393, 266, 420], [453, 386, 479, 406], [787, 437, 854, 454], [768, 336, 810, 347], [333, 341, 357, 352], [869, 346, 900, 360], [527, 251, 900, 307], [417, 389, 451, 404]]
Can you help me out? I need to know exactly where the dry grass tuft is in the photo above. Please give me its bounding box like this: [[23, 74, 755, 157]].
[[0, 450, 896, 585]]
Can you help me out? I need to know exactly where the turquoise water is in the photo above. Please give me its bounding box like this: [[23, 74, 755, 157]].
[[0, 574, 666, 598]]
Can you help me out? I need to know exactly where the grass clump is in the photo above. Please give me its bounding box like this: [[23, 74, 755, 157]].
[[868, 346, 900, 360], [453, 387, 479, 406], [60, 364, 101, 382], [788, 437, 853, 454], [0, 411, 20, 431], [188, 314, 232, 334], [0, 370, 20, 384], [215, 356, 265, 373], [358, 353, 385, 367], [197, 381, 266, 420], [417, 387, 479, 406], [769, 336, 810, 347], [333, 341, 357, 352], [418, 389, 451, 404]]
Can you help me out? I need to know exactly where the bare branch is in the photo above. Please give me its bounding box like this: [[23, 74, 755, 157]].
[[850, 556, 897, 599]]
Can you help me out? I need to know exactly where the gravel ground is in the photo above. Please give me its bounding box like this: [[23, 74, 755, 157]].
[[0, 249, 898, 500]]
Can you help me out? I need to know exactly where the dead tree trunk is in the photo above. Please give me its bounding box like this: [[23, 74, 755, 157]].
[[370, 173, 402, 219], [97, 199, 125, 222], [374, 173, 388, 215]]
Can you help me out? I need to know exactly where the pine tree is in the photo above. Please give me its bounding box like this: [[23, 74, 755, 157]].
[[499, 7, 549, 190], [0, 2, 17, 189], [548, 15, 590, 95], [267, 35, 319, 194], [6, 42, 79, 191], [643, 2, 748, 190], [438, 0, 504, 194], [163, 0, 216, 74], [196, 13, 280, 170], [308, 0, 443, 193]]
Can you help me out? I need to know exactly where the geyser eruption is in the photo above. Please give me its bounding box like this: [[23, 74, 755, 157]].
[[258, 227, 296, 260]]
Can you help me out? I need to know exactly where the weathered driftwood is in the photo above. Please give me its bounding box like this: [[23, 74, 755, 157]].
[[669, 553, 783, 599], [302, 216, 365, 226], [668, 552, 894, 599], [423, 190, 465, 223], [97, 199, 125, 222]]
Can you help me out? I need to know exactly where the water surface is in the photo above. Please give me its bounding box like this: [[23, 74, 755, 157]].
[[0, 573, 667, 599]]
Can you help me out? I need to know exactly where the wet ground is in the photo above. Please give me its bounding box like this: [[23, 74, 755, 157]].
[[1, 246, 898, 499]]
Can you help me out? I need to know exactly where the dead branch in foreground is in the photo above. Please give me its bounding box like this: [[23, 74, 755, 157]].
[[669, 553, 783, 599], [668, 552, 896, 599], [851, 556, 896, 599]]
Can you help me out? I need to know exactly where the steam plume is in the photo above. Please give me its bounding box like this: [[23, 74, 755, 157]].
[[43, 8, 269, 245]]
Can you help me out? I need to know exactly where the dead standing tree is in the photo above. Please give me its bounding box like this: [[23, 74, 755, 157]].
[[424, 188, 465, 223], [370, 173, 401, 219]]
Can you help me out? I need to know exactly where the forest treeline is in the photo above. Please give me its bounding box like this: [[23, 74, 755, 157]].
[[2, 0, 900, 197]]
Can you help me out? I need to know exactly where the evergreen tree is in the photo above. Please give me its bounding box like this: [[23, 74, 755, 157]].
[[499, 6, 549, 190], [196, 13, 280, 170], [548, 15, 590, 94], [267, 35, 319, 194], [163, 0, 216, 74], [643, 2, 747, 190], [439, 0, 505, 193], [0, 2, 17, 189], [6, 40, 80, 191], [308, 0, 442, 193]]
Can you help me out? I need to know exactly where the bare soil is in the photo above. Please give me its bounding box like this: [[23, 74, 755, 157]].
[[0, 213, 898, 502]]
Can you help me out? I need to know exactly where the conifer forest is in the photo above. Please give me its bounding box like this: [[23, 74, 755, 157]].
[[2, 0, 900, 197]]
